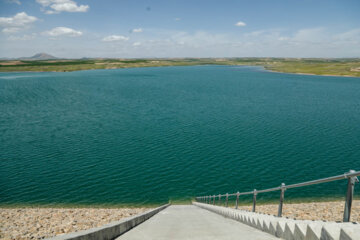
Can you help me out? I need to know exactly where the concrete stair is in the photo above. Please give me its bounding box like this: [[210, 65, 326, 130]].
[[193, 202, 360, 240]]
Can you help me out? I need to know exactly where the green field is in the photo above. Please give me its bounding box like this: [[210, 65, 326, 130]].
[[1, 58, 359, 77]]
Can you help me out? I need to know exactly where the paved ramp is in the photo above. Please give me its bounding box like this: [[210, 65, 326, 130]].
[[116, 205, 278, 240]]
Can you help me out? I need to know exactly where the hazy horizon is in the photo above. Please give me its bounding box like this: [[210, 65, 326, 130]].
[[0, 0, 359, 59], [3, 54, 360, 60]]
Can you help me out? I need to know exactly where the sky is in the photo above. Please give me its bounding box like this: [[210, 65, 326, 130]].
[[0, 0, 359, 58]]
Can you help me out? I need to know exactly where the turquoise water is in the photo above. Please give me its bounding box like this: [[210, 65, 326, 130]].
[[0, 65, 359, 206]]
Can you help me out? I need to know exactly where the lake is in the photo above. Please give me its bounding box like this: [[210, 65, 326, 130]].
[[0, 65, 359, 206]]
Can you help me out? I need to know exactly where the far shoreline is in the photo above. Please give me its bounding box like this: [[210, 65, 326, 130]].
[[0, 64, 359, 79], [1, 58, 359, 77], [264, 68, 359, 78]]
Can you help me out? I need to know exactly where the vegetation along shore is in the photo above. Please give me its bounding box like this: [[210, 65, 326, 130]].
[[1, 58, 360, 77]]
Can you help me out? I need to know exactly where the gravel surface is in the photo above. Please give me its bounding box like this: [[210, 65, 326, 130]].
[[237, 200, 360, 222], [0, 207, 149, 240], [1, 201, 359, 239]]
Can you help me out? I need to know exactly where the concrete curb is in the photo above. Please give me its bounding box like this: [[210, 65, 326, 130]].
[[193, 202, 360, 240], [45, 204, 170, 240]]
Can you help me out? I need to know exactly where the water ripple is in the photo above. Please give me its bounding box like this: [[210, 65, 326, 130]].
[[0, 66, 360, 205]]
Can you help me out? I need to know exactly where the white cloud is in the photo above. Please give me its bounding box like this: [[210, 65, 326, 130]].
[[8, 33, 37, 41], [131, 28, 143, 33], [334, 28, 360, 42], [43, 27, 82, 37], [169, 31, 230, 48], [45, 10, 56, 14], [174, 18, 181, 21], [102, 35, 129, 42], [0, 12, 37, 34], [36, 0, 89, 14], [2, 27, 21, 33], [2, 25, 360, 58], [235, 21, 246, 27], [0, 12, 38, 32], [233, 27, 360, 57], [108, 27, 359, 58], [291, 28, 326, 43]]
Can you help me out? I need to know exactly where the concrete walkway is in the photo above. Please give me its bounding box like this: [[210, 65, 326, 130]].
[[116, 205, 278, 240]]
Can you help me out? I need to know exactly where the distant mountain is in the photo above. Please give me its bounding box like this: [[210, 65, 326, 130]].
[[21, 53, 57, 60]]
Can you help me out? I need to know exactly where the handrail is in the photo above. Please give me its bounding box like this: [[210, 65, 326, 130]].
[[195, 170, 360, 222]]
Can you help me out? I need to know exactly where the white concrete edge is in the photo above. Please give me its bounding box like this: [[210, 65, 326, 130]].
[[45, 204, 170, 240], [193, 202, 360, 240]]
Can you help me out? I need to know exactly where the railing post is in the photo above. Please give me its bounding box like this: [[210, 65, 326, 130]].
[[226, 193, 229, 207], [343, 170, 359, 222], [235, 192, 240, 209], [277, 183, 286, 217], [195, 170, 360, 219], [252, 189, 257, 212]]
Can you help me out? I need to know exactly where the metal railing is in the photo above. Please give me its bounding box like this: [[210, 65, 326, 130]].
[[195, 170, 360, 222]]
